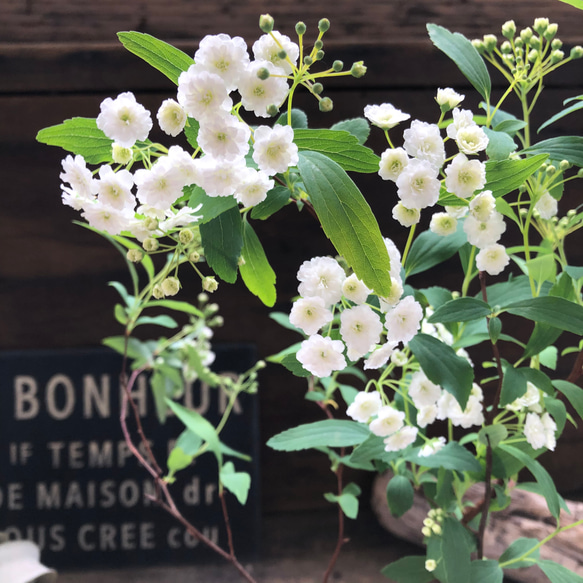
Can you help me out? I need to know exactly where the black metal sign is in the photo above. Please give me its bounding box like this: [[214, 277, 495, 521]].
[[0, 345, 260, 569]]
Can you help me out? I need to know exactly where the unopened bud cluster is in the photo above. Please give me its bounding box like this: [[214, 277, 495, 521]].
[[421, 508, 445, 538]]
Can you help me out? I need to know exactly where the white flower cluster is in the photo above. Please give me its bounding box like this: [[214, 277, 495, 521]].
[[370, 92, 511, 278], [60, 30, 302, 239]]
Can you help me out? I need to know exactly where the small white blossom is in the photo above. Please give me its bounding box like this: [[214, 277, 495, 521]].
[[469, 190, 496, 222], [524, 412, 548, 450], [197, 114, 251, 160], [378, 148, 409, 182], [346, 391, 383, 423], [430, 212, 458, 236], [403, 120, 446, 169], [60, 154, 97, 198], [446, 205, 469, 219], [253, 124, 299, 175], [419, 436, 447, 457], [444, 153, 486, 199], [416, 404, 439, 428], [455, 124, 489, 155], [445, 394, 485, 428], [369, 406, 405, 437], [408, 371, 442, 408], [96, 91, 152, 148], [385, 295, 423, 343], [535, 191, 559, 219], [166, 145, 201, 188], [363, 341, 398, 370], [340, 304, 383, 361], [296, 334, 346, 378], [392, 202, 421, 227], [436, 88, 464, 109], [239, 60, 289, 117], [252, 31, 299, 75], [234, 167, 274, 207], [385, 237, 403, 284], [158, 206, 203, 232], [464, 211, 507, 249], [134, 156, 187, 211], [364, 103, 410, 130], [82, 200, 133, 235], [384, 426, 418, 452], [476, 244, 510, 275], [506, 381, 541, 412], [297, 256, 345, 307], [157, 98, 187, 137], [379, 277, 404, 311], [197, 156, 247, 198], [446, 108, 475, 139], [289, 296, 333, 336], [541, 412, 557, 451], [396, 158, 441, 210], [391, 349, 409, 367], [95, 165, 135, 211], [342, 273, 371, 304]]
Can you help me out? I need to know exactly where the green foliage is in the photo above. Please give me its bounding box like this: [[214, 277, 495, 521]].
[[484, 128, 517, 160], [386, 475, 414, 517], [522, 137, 583, 167], [220, 462, 251, 505], [499, 537, 541, 568], [324, 483, 361, 519], [330, 118, 371, 145], [404, 442, 482, 473], [428, 297, 491, 324], [381, 556, 436, 583], [485, 155, 548, 198], [187, 185, 238, 223], [250, 186, 291, 220]]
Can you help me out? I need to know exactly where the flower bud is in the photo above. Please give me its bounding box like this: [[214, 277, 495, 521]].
[[502, 20, 516, 39], [127, 248, 143, 263], [483, 34, 498, 52], [314, 39, 324, 50], [266, 104, 279, 117], [546, 165, 557, 177], [567, 209, 577, 217], [551, 38, 563, 50], [529, 36, 541, 50], [528, 49, 539, 62], [571, 46, 583, 59], [152, 284, 164, 299], [198, 292, 209, 304], [319, 97, 334, 112], [315, 49, 325, 61], [259, 14, 274, 33], [318, 18, 330, 33], [421, 526, 432, 538], [112, 143, 133, 165], [471, 39, 486, 54], [578, 168, 583, 178], [501, 40, 512, 54], [202, 276, 219, 293], [303, 55, 313, 66], [533, 18, 549, 35], [257, 67, 270, 80], [161, 276, 180, 297], [425, 560, 437, 572], [520, 27, 533, 42], [515, 38, 524, 49], [312, 82, 324, 95], [277, 49, 287, 60], [332, 60, 343, 71], [189, 250, 201, 263], [295, 21, 306, 35], [144, 216, 159, 231], [350, 61, 367, 77], [559, 160, 570, 171], [179, 228, 194, 244], [544, 23, 558, 40], [431, 523, 442, 536], [143, 237, 159, 252], [551, 49, 564, 64]]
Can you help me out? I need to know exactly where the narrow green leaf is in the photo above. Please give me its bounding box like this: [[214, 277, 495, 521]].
[[386, 475, 414, 518], [298, 151, 392, 297], [427, 24, 491, 101], [220, 462, 251, 505], [485, 154, 548, 198], [166, 447, 194, 480], [470, 559, 504, 583], [143, 299, 204, 318], [499, 361, 527, 408], [557, 0, 583, 9], [404, 442, 482, 473], [498, 537, 541, 568], [269, 311, 301, 333], [409, 334, 474, 410], [523, 322, 562, 361], [186, 185, 238, 224], [250, 185, 291, 220], [538, 99, 583, 133], [135, 314, 179, 329], [184, 117, 200, 149], [428, 297, 491, 324], [521, 137, 583, 168], [539, 559, 583, 583], [504, 296, 583, 336], [494, 119, 528, 135], [381, 556, 435, 583], [239, 220, 276, 307], [330, 117, 371, 145], [199, 206, 243, 283], [36, 117, 113, 164], [267, 419, 371, 451], [117, 31, 194, 84], [436, 517, 473, 583], [484, 128, 517, 160], [280, 352, 312, 377], [553, 380, 583, 420]]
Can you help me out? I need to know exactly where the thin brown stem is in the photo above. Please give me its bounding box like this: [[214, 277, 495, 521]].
[[220, 489, 236, 558], [477, 436, 492, 559]]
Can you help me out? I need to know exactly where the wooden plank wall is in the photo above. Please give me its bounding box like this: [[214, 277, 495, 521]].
[[2, 0, 583, 515]]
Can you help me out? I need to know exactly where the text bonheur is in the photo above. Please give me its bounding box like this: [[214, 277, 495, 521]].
[[13, 372, 241, 421]]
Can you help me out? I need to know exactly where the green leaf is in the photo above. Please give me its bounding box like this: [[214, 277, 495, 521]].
[[135, 314, 179, 329], [167, 447, 194, 479], [348, 433, 386, 465], [117, 31, 194, 84], [521, 137, 583, 168], [269, 311, 301, 333], [478, 424, 508, 449], [330, 118, 371, 145], [557, 0, 583, 9], [489, 316, 502, 344], [199, 206, 243, 283], [484, 128, 517, 160], [409, 334, 474, 410], [275, 108, 308, 129], [184, 117, 200, 149], [526, 254, 557, 285], [36, 117, 113, 164], [470, 559, 503, 583], [431, 517, 473, 583], [404, 221, 467, 277], [498, 444, 561, 519], [494, 119, 528, 136], [102, 336, 155, 367], [428, 297, 491, 324], [553, 380, 583, 420], [186, 185, 238, 224], [143, 299, 204, 318], [539, 559, 583, 583], [504, 296, 583, 336], [239, 220, 276, 307], [324, 483, 361, 519], [427, 24, 491, 101], [220, 462, 251, 505], [538, 98, 583, 133], [485, 154, 548, 198], [523, 323, 562, 361], [482, 275, 552, 308], [517, 482, 570, 513], [539, 346, 558, 370], [267, 419, 371, 451], [298, 151, 392, 297], [499, 361, 527, 408], [386, 475, 414, 518], [294, 129, 380, 173], [544, 397, 567, 435], [381, 556, 436, 583], [151, 366, 183, 423], [250, 185, 291, 220], [404, 442, 482, 473], [279, 352, 312, 377], [498, 537, 540, 568]]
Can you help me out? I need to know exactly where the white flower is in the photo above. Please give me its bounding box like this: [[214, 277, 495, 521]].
[[469, 190, 496, 222], [346, 391, 383, 423], [369, 406, 405, 437], [157, 98, 187, 137], [455, 125, 489, 155], [234, 167, 274, 207], [158, 206, 203, 232], [379, 277, 404, 311], [296, 334, 347, 378], [194, 33, 250, 91], [253, 124, 299, 175], [197, 114, 251, 160], [82, 200, 133, 235], [385, 296, 423, 343], [96, 91, 152, 148], [342, 273, 371, 304], [166, 145, 200, 188], [524, 412, 548, 450], [446, 394, 485, 428], [446, 108, 475, 139], [396, 158, 441, 210], [436, 88, 464, 109], [134, 156, 187, 211], [408, 371, 442, 408], [391, 349, 409, 367], [364, 341, 398, 370], [297, 256, 345, 307], [239, 60, 289, 118], [392, 202, 421, 227], [464, 211, 507, 249], [444, 153, 486, 199], [60, 154, 97, 198], [416, 405, 438, 428], [340, 304, 383, 361], [197, 156, 247, 198], [95, 165, 135, 210], [430, 212, 457, 236], [383, 426, 418, 452], [289, 296, 333, 336], [252, 31, 299, 75], [403, 120, 446, 169], [476, 244, 510, 275], [446, 205, 469, 219], [384, 237, 403, 284], [378, 147, 409, 182], [364, 103, 410, 129], [177, 66, 233, 121], [419, 436, 447, 457], [535, 191, 558, 219], [506, 381, 541, 412], [541, 412, 557, 451]]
